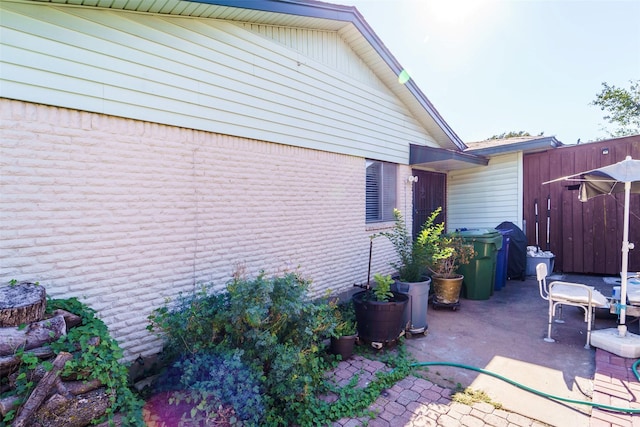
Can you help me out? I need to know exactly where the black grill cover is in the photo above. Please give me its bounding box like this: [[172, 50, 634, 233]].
[[496, 222, 527, 281]]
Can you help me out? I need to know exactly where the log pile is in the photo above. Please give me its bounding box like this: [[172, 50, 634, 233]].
[[0, 283, 115, 426]]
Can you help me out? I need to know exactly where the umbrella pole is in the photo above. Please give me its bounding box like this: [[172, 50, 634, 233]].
[[618, 180, 632, 336]]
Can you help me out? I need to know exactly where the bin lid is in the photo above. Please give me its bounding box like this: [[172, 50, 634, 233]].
[[457, 228, 501, 237], [456, 228, 503, 248]]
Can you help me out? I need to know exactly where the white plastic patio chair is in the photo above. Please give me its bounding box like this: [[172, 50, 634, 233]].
[[536, 262, 609, 349]]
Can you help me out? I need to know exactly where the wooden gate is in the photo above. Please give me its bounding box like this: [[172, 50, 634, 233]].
[[523, 136, 640, 274], [412, 170, 446, 238]]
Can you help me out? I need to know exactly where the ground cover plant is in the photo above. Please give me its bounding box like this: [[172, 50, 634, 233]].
[[148, 271, 416, 426], [303, 343, 415, 424]]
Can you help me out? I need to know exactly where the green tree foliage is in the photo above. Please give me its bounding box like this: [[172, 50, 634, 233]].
[[487, 131, 545, 140], [591, 79, 640, 137]]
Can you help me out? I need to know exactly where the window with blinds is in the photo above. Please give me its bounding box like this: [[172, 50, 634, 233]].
[[365, 160, 397, 223]]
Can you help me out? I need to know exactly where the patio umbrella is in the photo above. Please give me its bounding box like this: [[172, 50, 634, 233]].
[[577, 156, 640, 334], [577, 156, 640, 202], [548, 155, 640, 336]]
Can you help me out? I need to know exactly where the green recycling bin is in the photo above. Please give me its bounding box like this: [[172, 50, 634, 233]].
[[456, 229, 503, 300]]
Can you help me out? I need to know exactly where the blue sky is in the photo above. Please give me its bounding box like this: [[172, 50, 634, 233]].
[[345, 0, 640, 145]]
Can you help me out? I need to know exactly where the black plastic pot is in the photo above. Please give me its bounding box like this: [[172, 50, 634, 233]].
[[330, 335, 357, 360], [352, 291, 409, 345]]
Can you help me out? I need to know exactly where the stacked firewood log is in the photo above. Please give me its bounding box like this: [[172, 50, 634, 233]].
[[0, 283, 116, 426]]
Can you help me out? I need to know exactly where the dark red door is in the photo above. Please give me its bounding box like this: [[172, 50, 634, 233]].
[[412, 170, 446, 238]]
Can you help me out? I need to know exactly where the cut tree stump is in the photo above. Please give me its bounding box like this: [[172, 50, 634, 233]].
[[0, 282, 46, 327]]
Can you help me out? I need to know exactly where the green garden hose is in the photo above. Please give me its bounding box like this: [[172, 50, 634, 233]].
[[411, 361, 640, 414]]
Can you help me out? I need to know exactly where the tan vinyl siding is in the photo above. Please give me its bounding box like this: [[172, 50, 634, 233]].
[[239, 22, 386, 92], [447, 153, 523, 231], [1, 1, 436, 164]]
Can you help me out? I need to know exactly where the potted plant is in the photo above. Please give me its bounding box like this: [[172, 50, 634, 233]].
[[429, 231, 476, 308], [379, 208, 444, 333], [352, 273, 409, 349], [381, 208, 443, 283], [329, 301, 358, 360]]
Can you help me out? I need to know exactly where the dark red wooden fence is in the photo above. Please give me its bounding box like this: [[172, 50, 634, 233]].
[[523, 136, 640, 275]]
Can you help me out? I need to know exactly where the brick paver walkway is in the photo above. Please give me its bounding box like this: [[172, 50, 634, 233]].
[[324, 349, 640, 427], [590, 349, 640, 427], [324, 355, 550, 426]]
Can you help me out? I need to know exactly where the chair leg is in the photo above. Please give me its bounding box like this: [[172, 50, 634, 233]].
[[584, 307, 593, 349], [554, 304, 565, 323], [545, 301, 556, 343]]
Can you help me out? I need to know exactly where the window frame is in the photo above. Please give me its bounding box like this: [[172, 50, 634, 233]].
[[365, 159, 397, 223]]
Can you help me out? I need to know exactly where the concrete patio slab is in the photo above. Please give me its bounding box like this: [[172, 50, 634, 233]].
[[332, 273, 640, 426]]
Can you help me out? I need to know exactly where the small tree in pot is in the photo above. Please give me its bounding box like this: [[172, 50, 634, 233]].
[[352, 273, 408, 348], [381, 208, 444, 283], [372, 273, 394, 302], [429, 231, 476, 307]]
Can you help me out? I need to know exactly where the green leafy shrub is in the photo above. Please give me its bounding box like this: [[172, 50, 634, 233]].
[[155, 349, 265, 425], [380, 208, 444, 282], [429, 232, 476, 278], [372, 273, 394, 302], [148, 272, 338, 425], [331, 300, 357, 337], [147, 285, 228, 358]]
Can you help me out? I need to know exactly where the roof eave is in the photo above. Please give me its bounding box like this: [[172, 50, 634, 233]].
[[465, 136, 563, 157], [189, 0, 360, 21], [190, 0, 466, 150], [410, 144, 488, 172]]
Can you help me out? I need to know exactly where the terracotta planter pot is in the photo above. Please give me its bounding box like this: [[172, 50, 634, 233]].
[[432, 274, 464, 304]]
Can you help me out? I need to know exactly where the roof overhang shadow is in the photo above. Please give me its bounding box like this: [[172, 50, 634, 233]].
[[410, 144, 488, 172]]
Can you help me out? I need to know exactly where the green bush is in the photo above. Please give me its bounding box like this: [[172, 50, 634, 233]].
[[147, 285, 228, 357], [332, 300, 357, 337], [155, 349, 265, 425], [372, 273, 395, 302], [149, 272, 338, 425]]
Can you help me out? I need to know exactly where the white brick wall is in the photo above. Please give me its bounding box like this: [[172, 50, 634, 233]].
[[0, 99, 405, 360]]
